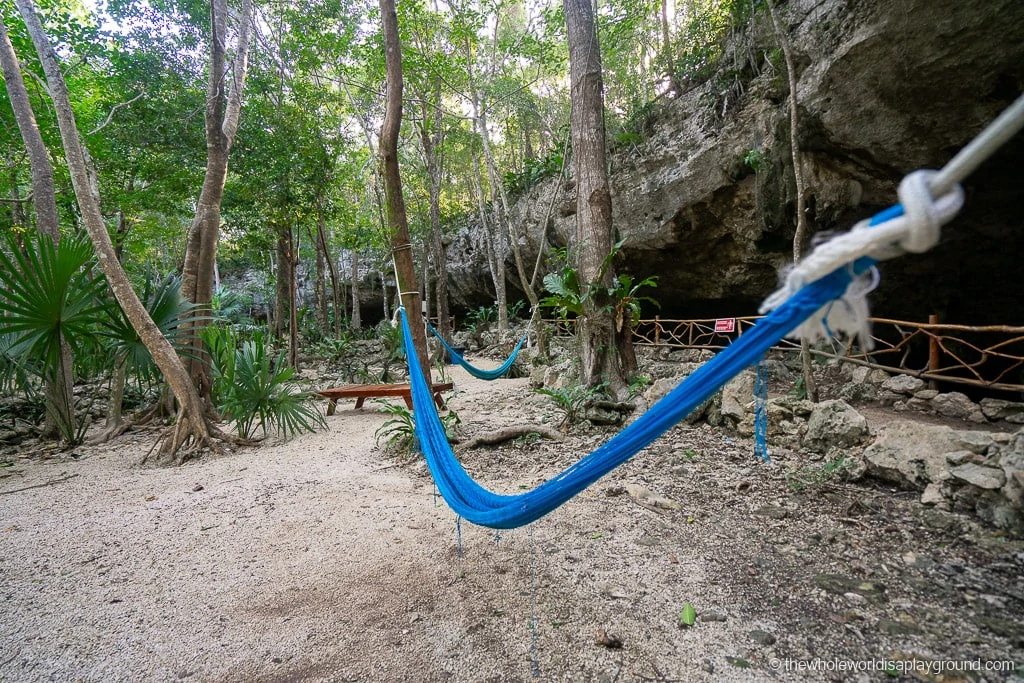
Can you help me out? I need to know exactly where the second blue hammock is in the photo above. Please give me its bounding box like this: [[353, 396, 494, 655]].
[[425, 320, 527, 380]]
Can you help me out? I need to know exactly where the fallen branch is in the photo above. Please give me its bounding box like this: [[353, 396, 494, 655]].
[[456, 425, 563, 452], [0, 473, 79, 495]]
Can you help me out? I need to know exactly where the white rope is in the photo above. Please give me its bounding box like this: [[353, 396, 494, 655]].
[[760, 93, 1024, 346]]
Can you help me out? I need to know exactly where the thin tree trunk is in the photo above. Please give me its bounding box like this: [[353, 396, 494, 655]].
[[274, 227, 290, 340], [0, 19, 75, 440], [379, 0, 430, 382], [180, 0, 252, 404], [470, 146, 505, 322], [312, 225, 328, 331], [288, 226, 299, 369], [564, 0, 631, 397], [315, 208, 343, 338], [15, 0, 214, 461], [769, 1, 818, 402], [350, 249, 362, 331], [418, 90, 452, 353]]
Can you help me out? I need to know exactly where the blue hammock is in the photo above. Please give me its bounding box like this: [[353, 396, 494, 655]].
[[401, 251, 878, 529], [425, 320, 527, 381]]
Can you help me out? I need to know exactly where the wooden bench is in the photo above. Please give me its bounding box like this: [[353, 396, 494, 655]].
[[318, 382, 454, 416]]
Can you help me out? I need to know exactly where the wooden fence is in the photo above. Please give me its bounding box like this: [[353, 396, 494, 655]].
[[550, 316, 1024, 395]]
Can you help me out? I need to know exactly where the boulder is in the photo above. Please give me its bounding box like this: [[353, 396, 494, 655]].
[[980, 398, 1024, 423], [802, 400, 869, 452], [881, 374, 926, 395], [950, 463, 1006, 490], [720, 370, 755, 422], [863, 421, 965, 489], [930, 392, 986, 422]]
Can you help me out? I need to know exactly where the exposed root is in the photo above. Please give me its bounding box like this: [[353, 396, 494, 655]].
[[140, 416, 263, 467], [455, 424, 564, 452]]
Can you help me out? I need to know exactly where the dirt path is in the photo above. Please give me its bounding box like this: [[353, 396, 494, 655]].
[[1, 365, 1022, 682]]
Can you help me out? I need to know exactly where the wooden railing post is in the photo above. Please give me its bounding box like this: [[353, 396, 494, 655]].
[[928, 313, 940, 389], [654, 315, 661, 345]]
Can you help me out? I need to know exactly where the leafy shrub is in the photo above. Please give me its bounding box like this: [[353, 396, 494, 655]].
[[536, 381, 608, 429], [374, 401, 461, 456], [202, 326, 325, 439]]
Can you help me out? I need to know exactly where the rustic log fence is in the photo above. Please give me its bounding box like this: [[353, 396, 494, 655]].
[[543, 316, 1024, 395]]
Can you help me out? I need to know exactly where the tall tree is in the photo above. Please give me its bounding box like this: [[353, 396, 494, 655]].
[[768, 0, 817, 402], [0, 18, 75, 440], [180, 0, 252, 401], [564, 0, 634, 397], [379, 0, 430, 381], [13, 0, 221, 461]]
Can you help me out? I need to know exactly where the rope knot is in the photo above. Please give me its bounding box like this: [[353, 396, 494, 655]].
[[896, 170, 965, 253]]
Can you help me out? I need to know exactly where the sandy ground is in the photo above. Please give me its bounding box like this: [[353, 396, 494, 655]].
[[1, 363, 1022, 682]]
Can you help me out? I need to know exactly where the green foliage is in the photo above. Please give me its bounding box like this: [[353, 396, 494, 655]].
[[535, 381, 608, 429], [374, 401, 460, 456], [627, 374, 652, 400], [743, 148, 765, 173], [202, 326, 325, 439], [540, 243, 659, 330], [100, 271, 201, 385], [507, 299, 528, 320], [679, 603, 697, 627], [0, 231, 108, 442], [504, 143, 565, 196], [0, 231, 108, 378], [785, 453, 856, 491], [374, 319, 406, 383]]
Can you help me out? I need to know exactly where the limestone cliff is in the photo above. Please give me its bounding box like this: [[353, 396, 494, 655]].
[[446, 0, 1024, 325]]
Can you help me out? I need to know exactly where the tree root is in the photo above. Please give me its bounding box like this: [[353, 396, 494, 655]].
[[85, 404, 170, 447], [456, 424, 563, 452], [140, 414, 263, 467]]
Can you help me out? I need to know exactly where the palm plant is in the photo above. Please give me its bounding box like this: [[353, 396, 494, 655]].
[[0, 231, 108, 443], [202, 325, 326, 439]]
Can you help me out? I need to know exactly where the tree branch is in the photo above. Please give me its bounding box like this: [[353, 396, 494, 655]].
[[87, 91, 144, 136]]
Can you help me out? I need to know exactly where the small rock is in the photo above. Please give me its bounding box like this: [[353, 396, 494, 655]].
[[920, 482, 945, 505], [701, 611, 727, 622], [950, 463, 1006, 490], [881, 374, 926, 395], [594, 629, 623, 649], [945, 450, 982, 466], [844, 592, 868, 606], [980, 397, 1024, 421], [931, 392, 986, 422], [913, 389, 939, 400], [749, 630, 776, 646]]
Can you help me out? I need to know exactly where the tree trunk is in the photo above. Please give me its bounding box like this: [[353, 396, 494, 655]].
[[379, 0, 431, 382], [315, 207, 343, 338], [768, 1, 818, 402], [350, 248, 362, 331], [288, 226, 299, 369], [0, 19, 75, 440], [15, 0, 213, 461], [564, 0, 631, 398], [274, 226, 291, 341], [418, 91, 452, 354], [312, 226, 328, 331], [180, 0, 252, 403], [470, 146, 505, 324]]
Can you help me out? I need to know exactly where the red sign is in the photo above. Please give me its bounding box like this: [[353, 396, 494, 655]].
[[714, 318, 736, 333]]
